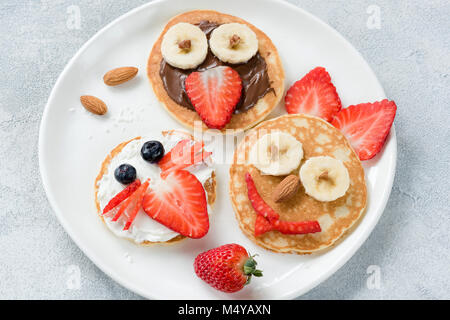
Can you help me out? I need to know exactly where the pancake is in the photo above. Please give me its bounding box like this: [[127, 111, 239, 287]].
[[147, 10, 285, 133], [229, 114, 367, 254], [94, 130, 216, 246]]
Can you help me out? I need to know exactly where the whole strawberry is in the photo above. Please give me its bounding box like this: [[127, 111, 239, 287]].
[[194, 244, 262, 293]]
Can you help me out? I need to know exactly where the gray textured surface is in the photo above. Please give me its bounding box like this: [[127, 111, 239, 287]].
[[0, 0, 449, 300]]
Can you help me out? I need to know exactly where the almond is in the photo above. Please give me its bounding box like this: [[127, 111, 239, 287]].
[[80, 95, 107, 115], [271, 175, 300, 203], [103, 67, 138, 86]]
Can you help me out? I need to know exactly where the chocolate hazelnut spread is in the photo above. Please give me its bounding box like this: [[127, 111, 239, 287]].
[[159, 21, 274, 114]]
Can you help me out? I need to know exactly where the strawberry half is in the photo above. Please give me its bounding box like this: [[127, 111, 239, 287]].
[[245, 173, 279, 222], [158, 139, 211, 173], [185, 66, 242, 129], [331, 99, 397, 160], [102, 179, 141, 215], [142, 170, 209, 239], [194, 244, 263, 293], [285, 67, 341, 122]]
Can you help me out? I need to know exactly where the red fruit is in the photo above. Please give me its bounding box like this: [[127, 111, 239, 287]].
[[158, 139, 212, 173], [123, 180, 149, 231], [255, 215, 321, 237], [272, 220, 321, 235], [185, 66, 242, 129], [254, 215, 274, 237], [331, 99, 397, 160], [102, 179, 141, 215], [111, 192, 134, 222], [246, 172, 321, 237], [142, 170, 209, 239], [194, 244, 263, 293], [111, 180, 149, 228], [285, 67, 341, 122], [245, 173, 279, 222]]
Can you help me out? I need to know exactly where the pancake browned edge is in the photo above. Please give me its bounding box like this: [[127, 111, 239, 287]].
[[229, 114, 367, 254], [94, 130, 217, 246], [147, 10, 285, 133]]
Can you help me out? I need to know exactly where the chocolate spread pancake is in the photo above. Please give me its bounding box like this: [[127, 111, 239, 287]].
[[147, 10, 285, 133]]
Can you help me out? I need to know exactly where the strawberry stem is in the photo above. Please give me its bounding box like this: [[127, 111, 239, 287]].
[[243, 254, 263, 285]]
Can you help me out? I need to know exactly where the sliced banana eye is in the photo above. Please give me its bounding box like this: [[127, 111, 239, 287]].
[[299, 156, 350, 202], [209, 23, 259, 64], [249, 131, 304, 176], [161, 23, 208, 69]]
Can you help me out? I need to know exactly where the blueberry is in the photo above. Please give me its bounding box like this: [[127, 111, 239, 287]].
[[141, 140, 165, 163], [114, 164, 137, 184]]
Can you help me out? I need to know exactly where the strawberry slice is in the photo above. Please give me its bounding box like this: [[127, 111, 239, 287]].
[[331, 99, 397, 160], [272, 220, 321, 235], [185, 66, 242, 129], [158, 139, 212, 173], [111, 191, 135, 222], [285, 67, 341, 122], [255, 215, 321, 237], [123, 180, 149, 231], [246, 172, 321, 237], [255, 215, 275, 237], [111, 180, 149, 227], [102, 179, 141, 215], [142, 170, 209, 239], [245, 173, 280, 222]]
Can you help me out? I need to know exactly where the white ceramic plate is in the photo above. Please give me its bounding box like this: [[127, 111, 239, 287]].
[[39, 0, 396, 299]]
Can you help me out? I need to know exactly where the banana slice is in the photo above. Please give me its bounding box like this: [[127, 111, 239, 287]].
[[299, 156, 350, 202], [161, 23, 208, 69], [249, 132, 304, 176], [209, 23, 258, 64]]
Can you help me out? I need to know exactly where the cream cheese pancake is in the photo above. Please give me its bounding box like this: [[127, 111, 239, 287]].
[[95, 130, 216, 245]]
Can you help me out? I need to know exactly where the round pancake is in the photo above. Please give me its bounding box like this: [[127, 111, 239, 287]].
[[229, 114, 367, 254], [147, 10, 285, 133], [94, 130, 216, 246]]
